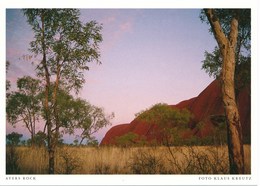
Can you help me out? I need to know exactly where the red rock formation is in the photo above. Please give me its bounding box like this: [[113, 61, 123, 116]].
[[100, 80, 250, 145], [100, 124, 130, 145]]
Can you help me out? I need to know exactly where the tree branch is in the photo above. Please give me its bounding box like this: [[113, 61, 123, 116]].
[[204, 9, 228, 51]]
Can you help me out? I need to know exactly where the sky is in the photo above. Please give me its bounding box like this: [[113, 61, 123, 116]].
[[6, 9, 216, 143]]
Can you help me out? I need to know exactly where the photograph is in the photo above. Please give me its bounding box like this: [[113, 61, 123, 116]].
[[1, 0, 259, 185]]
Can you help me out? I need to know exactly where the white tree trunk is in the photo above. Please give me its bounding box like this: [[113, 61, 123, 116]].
[[205, 9, 244, 174]]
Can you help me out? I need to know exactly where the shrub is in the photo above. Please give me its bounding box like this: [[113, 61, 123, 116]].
[[166, 146, 229, 174], [56, 147, 83, 174], [115, 132, 139, 147], [128, 148, 167, 174], [6, 146, 20, 174]]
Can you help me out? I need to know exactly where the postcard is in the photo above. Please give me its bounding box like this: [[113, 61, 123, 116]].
[[1, 0, 259, 185]]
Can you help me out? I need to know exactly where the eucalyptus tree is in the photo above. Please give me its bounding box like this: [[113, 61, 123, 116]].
[[6, 132, 23, 174], [27, 131, 47, 147], [6, 132, 23, 146], [54, 91, 113, 145], [136, 103, 192, 145], [202, 9, 250, 174], [71, 98, 114, 145], [201, 9, 251, 94], [6, 76, 42, 146], [23, 9, 103, 173]]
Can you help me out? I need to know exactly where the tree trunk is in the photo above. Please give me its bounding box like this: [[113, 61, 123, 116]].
[[205, 9, 244, 174], [222, 44, 244, 174], [48, 144, 55, 174], [31, 133, 35, 148], [53, 61, 61, 148], [41, 11, 55, 174]]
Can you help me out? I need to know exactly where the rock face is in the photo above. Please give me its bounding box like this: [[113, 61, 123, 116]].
[[100, 80, 251, 145]]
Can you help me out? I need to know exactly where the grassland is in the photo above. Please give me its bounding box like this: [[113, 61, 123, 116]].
[[6, 145, 251, 174]]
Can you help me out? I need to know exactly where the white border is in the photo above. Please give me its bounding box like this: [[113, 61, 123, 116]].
[[1, 0, 259, 185]]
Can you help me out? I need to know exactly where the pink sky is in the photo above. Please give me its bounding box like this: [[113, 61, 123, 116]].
[[6, 9, 216, 143]]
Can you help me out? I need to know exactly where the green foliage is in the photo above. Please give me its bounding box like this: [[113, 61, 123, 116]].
[[86, 138, 99, 147], [6, 76, 42, 146], [73, 139, 79, 146], [129, 148, 166, 174], [27, 131, 47, 147], [202, 9, 249, 174], [200, 9, 251, 87], [115, 132, 139, 147], [234, 55, 251, 92], [57, 147, 83, 174], [6, 92, 28, 123], [6, 146, 21, 174], [200, 9, 251, 49], [201, 46, 222, 78], [6, 61, 11, 93], [41, 86, 114, 144], [135, 103, 192, 146], [136, 103, 192, 129], [51, 87, 77, 132], [210, 115, 228, 145], [167, 146, 229, 174], [23, 9, 103, 93], [6, 132, 23, 146], [6, 76, 41, 125], [22, 9, 103, 173], [201, 47, 251, 93], [6, 60, 10, 73], [63, 97, 114, 145]]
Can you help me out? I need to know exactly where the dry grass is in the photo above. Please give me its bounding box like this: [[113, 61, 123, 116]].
[[7, 145, 251, 174]]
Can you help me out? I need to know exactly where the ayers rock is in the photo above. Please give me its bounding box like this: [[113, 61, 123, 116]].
[[100, 79, 251, 145]]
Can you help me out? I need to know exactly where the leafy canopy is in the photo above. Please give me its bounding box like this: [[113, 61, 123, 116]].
[[6, 132, 23, 146], [115, 132, 139, 147], [6, 76, 41, 127], [23, 9, 103, 93], [200, 9, 251, 83], [45, 87, 114, 144], [136, 103, 192, 129]]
